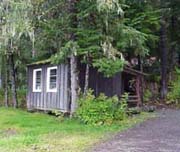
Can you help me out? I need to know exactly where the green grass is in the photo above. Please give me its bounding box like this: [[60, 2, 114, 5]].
[[0, 108, 155, 152]]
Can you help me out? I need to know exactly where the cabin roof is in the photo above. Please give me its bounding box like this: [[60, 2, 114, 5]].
[[27, 59, 51, 66], [124, 66, 147, 76], [28, 59, 147, 76]]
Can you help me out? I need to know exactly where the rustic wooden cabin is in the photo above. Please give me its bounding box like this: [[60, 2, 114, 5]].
[[27, 60, 145, 112]]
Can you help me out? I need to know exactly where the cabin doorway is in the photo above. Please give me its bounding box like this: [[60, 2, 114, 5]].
[[122, 73, 136, 95], [122, 72, 141, 107]]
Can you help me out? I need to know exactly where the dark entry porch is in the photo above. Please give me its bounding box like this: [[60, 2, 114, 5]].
[[79, 63, 145, 107], [123, 67, 145, 107]]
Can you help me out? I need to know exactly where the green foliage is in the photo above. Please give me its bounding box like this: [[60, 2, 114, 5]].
[[143, 89, 152, 102], [76, 29, 102, 58], [0, 0, 33, 49], [121, 0, 160, 56], [167, 68, 180, 104], [0, 89, 26, 107], [50, 41, 79, 64], [148, 74, 161, 83], [17, 89, 27, 108], [0, 89, 4, 106], [93, 57, 126, 77], [33, 0, 69, 57], [26, 0, 159, 79], [117, 25, 150, 56], [114, 93, 128, 120], [96, 0, 124, 15], [76, 90, 128, 125]]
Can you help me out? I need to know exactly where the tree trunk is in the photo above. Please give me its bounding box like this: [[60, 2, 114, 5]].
[[5, 73, 9, 107], [84, 63, 89, 96], [32, 30, 36, 58], [70, 54, 78, 113], [4, 55, 9, 107], [138, 56, 144, 105], [160, 20, 168, 100], [169, 16, 177, 81], [9, 54, 18, 108], [68, 0, 79, 115]]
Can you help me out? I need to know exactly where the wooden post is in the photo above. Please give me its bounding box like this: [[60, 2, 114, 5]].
[[136, 76, 141, 106], [140, 75, 144, 105]]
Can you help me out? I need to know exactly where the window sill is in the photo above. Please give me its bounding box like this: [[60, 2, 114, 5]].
[[46, 89, 57, 93], [32, 90, 42, 93]]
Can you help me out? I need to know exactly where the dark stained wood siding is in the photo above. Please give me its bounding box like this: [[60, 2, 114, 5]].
[[78, 64, 122, 97], [27, 64, 70, 112]]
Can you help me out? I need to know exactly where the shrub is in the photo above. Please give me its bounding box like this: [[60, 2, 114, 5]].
[[17, 89, 27, 108], [167, 67, 180, 105], [0, 88, 26, 108], [143, 89, 152, 102], [0, 88, 4, 106], [76, 90, 128, 125], [113, 94, 128, 120]]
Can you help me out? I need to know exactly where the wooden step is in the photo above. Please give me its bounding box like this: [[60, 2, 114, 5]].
[[127, 100, 139, 103], [128, 95, 139, 98]]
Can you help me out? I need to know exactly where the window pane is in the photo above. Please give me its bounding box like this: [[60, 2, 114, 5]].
[[50, 76, 56, 82], [36, 71, 41, 90], [50, 69, 57, 76], [49, 69, 57, 90], [50, 82, 56, 89], [36, 71, 41, 79]]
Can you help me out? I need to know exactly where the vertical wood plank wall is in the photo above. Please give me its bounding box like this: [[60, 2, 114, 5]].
[[27, 64, 70, 112], [78, 63, 122, 97]]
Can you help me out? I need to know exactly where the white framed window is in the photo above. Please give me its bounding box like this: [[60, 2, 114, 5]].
[[47, 66, 57, 92], [33, 68, 42, 92]]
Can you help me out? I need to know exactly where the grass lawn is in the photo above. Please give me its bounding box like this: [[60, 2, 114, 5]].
[[0, 108, 155, 152]]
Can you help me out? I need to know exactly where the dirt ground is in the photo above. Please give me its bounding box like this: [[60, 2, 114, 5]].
[[92, 109, 180, 152]]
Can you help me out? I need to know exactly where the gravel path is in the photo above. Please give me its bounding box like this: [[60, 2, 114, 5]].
[[92, 109, 180, 152]]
